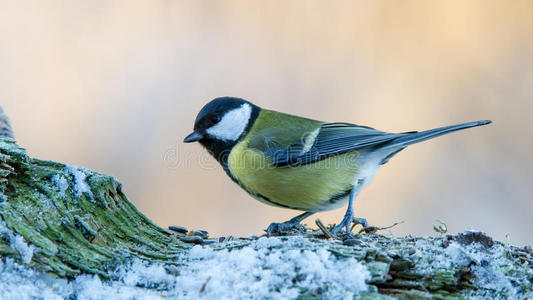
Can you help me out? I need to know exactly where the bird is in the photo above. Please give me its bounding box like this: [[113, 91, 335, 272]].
[[183, 97, 491, 236]]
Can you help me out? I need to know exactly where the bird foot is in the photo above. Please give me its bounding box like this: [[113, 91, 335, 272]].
[[331, 215, 369, 237], [266, 221, 304, 236]]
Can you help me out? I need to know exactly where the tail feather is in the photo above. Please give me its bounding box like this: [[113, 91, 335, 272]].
[[383, 120, 492, 150]]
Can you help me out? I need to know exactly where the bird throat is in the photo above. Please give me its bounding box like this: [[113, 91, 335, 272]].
[[199, 138, 234, 168], [200, 105, 260, 170]]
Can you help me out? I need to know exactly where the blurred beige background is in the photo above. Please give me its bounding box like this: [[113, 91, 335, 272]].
[[1, 1, 532, 245]]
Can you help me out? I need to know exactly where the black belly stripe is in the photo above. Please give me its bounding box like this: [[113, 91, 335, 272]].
[[328, 188, 353, 204], [255, 193, 301, 210], [229, 174, 302, 210]]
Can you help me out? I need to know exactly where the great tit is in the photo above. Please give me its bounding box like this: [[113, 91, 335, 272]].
[[184, 97, 491, 236]]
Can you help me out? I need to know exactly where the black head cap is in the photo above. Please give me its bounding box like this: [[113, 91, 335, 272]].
[[184, 97, 260, 166], [192, 97, 255, 132]]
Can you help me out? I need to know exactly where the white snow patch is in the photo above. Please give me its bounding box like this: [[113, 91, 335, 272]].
[[51, 174, 69, 196], [65, 165, 94, 201], [0, 258, 69, 300], [413, 234, 522, 298], [72, 273, 164, 300], [0, 221, 35, 264], [453, 243, 517, 297], [0, 236, 370, 299], [116, 259, 175, 290], [444, 242, 473, 267], [254, 235, 285, 248], [0, 234, 530, 299], [175, 236, 370, 299], [0, 258, 164, 300]]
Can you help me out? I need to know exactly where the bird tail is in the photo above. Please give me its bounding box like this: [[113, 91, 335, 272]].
[[383, 120, 492, 150]]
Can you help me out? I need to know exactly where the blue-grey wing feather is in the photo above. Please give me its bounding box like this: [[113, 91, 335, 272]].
[[269, 123, 406, 167], [259, 120, 491, 168]]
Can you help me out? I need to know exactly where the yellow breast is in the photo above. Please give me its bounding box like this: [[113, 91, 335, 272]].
[[228, 140, 361, 211]]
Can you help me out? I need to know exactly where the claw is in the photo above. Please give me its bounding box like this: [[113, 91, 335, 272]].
[[331, 216, 369, 237], [331, 214, 357, 236], [266, 221, 304, 236], [265, 211, 315, 237]]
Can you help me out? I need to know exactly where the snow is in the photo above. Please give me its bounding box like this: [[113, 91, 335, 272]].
[[413, 235, 524, 298], [65, 165, 94, 202], [0, 221, 35, 264], [0, 233, 529, 299], [0, 258, 163, 300], [51, 174, 69, 197], [457, 243, 517, 297], [0, 236, 370, 300], [177, 236, 370, 299], [116, 259, 175, 290], [0, 258, 67, 300]]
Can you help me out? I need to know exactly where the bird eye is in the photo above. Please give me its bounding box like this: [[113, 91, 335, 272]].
[[210, 115, 221, 125]]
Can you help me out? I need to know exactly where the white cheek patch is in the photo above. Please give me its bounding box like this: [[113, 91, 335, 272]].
[[206, 103, 252, 142]]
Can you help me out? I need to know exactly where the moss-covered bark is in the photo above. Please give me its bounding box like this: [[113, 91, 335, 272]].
[[0, 137, 531, 299], [0, 138, 189, 278]]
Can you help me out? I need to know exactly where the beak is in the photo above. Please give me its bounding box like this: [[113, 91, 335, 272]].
[[183, 131, 203, 143]]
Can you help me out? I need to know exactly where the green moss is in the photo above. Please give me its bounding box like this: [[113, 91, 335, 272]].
[[0, 138, 189, 278]]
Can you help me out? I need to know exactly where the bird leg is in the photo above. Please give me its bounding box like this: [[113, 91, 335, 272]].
[[331, 187, 367, 236], [266, 211, 315, 236]]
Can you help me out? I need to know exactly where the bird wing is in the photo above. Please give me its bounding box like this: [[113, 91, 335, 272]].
[[248, 122, 407, 167]]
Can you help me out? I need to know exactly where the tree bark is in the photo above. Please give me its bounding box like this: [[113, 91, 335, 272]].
[[0, 138, 189, 278]]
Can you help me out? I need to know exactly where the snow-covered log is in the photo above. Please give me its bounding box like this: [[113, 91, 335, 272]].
[[0, 107, 531, 299]]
